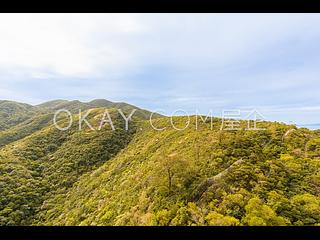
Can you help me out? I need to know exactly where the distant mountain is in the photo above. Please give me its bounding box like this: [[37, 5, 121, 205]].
[[0, 99, 161, 148], [36, 99, 70, 109], [88, 99, 113, 107], [36, 99, 161, 118], [0, 100, 41, 131], [0, 100, 319, 226]]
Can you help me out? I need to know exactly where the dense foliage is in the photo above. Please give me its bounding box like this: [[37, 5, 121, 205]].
[[36, 118, 320, 226], [0, 101, 41, 131], [0, 100, 319, 226]]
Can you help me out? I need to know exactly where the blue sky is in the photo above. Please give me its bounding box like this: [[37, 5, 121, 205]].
[[0, 14, 320, 124]]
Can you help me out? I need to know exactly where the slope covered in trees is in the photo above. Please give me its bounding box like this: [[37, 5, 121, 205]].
[[36, 117, 320, 226], [0, 107, 141, 225], [0, 100, 319, 226], [0, 99, 157, 147], [0, 101, 42, 131], [0, 99, 155, 225]]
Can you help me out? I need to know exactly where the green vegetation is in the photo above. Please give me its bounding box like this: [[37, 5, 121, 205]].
[[0, 113, 54, 148], [0, 99, 319, 226], [0, 100, 41, 131], [35, 118, 320, 226], [0, 108, 138, 225]]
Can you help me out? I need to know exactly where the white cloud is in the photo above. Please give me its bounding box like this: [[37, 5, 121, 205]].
[[0, 13, 319, 79], [0, 13, 144, 77], [0, 14, 320, 124]]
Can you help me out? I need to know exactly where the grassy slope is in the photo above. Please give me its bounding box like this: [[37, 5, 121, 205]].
[[38, 117, 320, 226]]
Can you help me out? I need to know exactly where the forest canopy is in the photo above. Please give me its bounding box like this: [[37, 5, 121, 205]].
[[0, 100, 319, 226]]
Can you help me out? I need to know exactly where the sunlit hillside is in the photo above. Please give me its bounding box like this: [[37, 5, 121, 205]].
[[0, 101, 319, 226]]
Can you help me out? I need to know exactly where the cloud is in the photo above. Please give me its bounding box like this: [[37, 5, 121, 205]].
[[0, 14, 144, 77], [0, 14, 320, 124]]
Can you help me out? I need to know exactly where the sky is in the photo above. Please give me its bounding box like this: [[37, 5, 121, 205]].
[[0, 13, 320, 125]]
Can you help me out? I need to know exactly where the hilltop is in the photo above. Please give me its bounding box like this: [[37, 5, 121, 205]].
[[0, 99, 160, 148]]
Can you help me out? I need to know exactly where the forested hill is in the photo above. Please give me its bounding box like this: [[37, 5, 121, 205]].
[[37, 118, 320, 226], [0, 99, 158, 148], [0, 100, 319, 226], [0, 100, 40, 131]]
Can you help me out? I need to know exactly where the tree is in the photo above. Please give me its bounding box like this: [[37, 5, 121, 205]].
[[243, 197, 289, 226], [205, 211, 239, 226], [157, 152, 191, 194]]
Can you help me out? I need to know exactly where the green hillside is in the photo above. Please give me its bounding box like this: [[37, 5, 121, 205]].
[[0, 100, 319, 226], [0, 108, 139, 225], [37, 117, 320, 226], [36, 99, 160, 119], [0, 100, 42, 131], [0, 113, 54, 148], [0, 99, 159, 148]]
